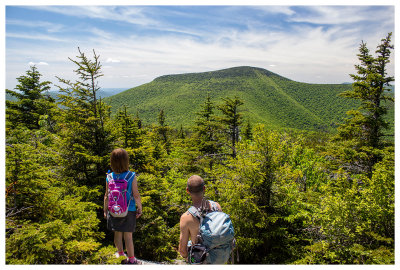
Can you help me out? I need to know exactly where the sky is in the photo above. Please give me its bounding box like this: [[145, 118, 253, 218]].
[[3, 1, 397, 90]]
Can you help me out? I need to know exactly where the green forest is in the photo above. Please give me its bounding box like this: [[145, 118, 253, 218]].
[[105, 66, 365, 133], [5, 33, 394, 264]]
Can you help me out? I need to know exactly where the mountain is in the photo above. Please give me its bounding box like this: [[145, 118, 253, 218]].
[[104, 66, 370, 132], [48, 88, 129, 100], [6, 88, 128, 102]]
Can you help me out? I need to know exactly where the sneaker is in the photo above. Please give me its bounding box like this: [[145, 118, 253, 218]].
[[121, 258, 140, 264], [115, 251, 127, 258]]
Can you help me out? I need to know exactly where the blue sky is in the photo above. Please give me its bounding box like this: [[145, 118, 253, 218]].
[[4, 1, 396, 90]]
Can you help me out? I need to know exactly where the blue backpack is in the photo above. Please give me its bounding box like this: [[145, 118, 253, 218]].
[[188, 200, 235, 264]]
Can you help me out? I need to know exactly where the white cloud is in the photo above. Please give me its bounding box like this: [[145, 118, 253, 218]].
[[28, 61, 49, 66], [7, 19, 64, 33], [106, 58, 121, 63], [6, 32, 68, 42], [88, 27, 114, 40], [252, 6, 295, 16], [289, 6, 394, 25], [28, 6, 158, 27]]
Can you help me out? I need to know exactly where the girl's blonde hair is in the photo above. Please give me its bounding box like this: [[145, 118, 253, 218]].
[[110, 148, 129, 173]]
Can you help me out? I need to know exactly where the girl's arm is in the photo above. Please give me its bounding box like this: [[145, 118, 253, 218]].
[[103, 182, 109, 219], [131, 175, 142, 218]]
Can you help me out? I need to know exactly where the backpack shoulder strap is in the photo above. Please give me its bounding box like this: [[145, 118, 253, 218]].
[[188, 206, 201, 221], [124, 171, 135, 206], [208, 200, 220, 212], [107, 173, 113, 182], [188, 200, 217, 221], [124, 171, 135, 182]]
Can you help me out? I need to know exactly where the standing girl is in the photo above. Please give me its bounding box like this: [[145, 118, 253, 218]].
[[104, 148, 142, 264]]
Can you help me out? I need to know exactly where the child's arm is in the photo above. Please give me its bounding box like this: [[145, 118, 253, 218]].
[[103, 182, 109, 219], [132, 175, 142, 218]]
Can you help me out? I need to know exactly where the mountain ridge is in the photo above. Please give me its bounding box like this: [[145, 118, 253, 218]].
[[103, 66, 393, 133], [153, 66, 292, 83]]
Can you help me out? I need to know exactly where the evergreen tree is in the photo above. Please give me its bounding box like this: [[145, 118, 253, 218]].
[[136, 111, 142, 129], [194, 93, 222, 156], [6, 115, 104, 264], [177, 125, 185, 139], [217, 96, 244, 158], [242, 118, 253, 141], [158, 109, 167, 142], [114, 105, 142, 149], [336, 33, 394, 174], [56, 48, 114, 187], [192, 93, 224, 172], [213, 126, 324, 263], [311, 33, 395, 264], [6, 66, 55, 131], [157, 109, 171, 154]]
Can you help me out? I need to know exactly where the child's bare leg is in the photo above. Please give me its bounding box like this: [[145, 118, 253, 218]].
[[124, 232, 135, 258], [114, 231, 124, 253]]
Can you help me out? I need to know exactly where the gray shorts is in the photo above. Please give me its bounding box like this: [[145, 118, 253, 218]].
[[107, 211, 137, 232]]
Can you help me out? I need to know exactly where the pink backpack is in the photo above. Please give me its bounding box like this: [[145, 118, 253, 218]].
[[107, 171, 134, 218]]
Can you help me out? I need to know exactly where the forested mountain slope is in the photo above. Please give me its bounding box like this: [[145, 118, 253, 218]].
[[105, 66, 361, 132]]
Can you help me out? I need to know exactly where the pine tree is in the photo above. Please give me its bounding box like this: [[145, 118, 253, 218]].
[[157, 109, 171, 154], [335, 33, 394, 174], [6, 66, 54, 130], [194, 93, 222, 156], [217, 96, 244, 158], [6, 92, 104, 264], [158, 109, 168, 143], [56, 48, 114, 187], [177, 125, 185, 139], [313, 33, 395, 263], [242, 118, 253, 141], [213, 126, 322, 263], [114, 105, 142, 149]]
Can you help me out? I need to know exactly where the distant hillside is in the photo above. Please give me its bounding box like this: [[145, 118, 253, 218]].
[[6, 88, 128, 101], [104, 66, 366, 132]]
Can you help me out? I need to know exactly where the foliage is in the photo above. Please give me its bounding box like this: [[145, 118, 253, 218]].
[[5, 37, 394, 265], [113, 105, 142, 149], [300, 150, 394, 264], [5, 126, 104, 264], [192, 93, 224, 170], [132, 173, 178, 262], [299, 33, 395, 264], [211, 125, 326, 263], [335, 33, 394, 175], [55, 48, 115, 187], [217, 96, 244, 158], [6, 65, 55, 131]]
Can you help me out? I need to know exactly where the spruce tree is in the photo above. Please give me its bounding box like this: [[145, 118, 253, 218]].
[[242, 118, 253, 141], [56, 48, 114, 187], [194, 93, 222, 157], [6, 66, 54, 130], [158, 109, 168, 143], [6, 65, 104, 264], [217, 96, 244, 158], [114, 105, 142, 149], [157, 109, 171, 154], [336, 33, 394, 174]]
